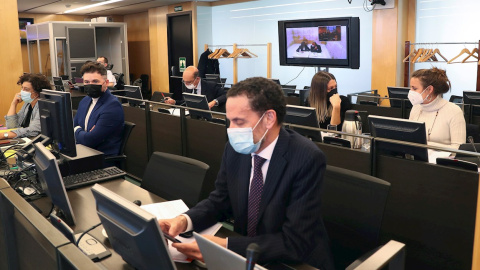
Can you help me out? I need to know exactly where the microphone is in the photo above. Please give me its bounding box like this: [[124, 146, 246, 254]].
[[467, 136, 480, 164], [246, 243, 261, 270]]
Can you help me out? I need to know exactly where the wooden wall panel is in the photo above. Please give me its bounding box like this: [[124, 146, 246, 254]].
[[149, 6, 169, 93], [0, 0, 24, 118], [124, 12, 151, 83], [148, 2, 197, 93], [371, 0, 415, 106]]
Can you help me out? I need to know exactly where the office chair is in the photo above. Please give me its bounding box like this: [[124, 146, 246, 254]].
[[321, 165, 393, 269], [140, 152, 209, 208], [104, 121, 136, 170]]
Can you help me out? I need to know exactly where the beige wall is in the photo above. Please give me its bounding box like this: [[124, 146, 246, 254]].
[[124, 12, 151, 84], [0, 1, 24, 119]]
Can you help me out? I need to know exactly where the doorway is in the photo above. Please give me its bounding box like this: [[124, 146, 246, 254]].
[[167, 12, 193, 101]]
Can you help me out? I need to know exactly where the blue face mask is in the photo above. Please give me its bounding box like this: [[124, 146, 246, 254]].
[[227, 113, 268, 154], [20, 90, 34, 103]]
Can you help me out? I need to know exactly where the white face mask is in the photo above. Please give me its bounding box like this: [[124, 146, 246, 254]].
[[184, 78, 197, 90], [408, 88, 430, 106]]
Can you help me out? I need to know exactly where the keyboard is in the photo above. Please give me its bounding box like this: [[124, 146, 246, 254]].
[[63, 167, 126, 190]]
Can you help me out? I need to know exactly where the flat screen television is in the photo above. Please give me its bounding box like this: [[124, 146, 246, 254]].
[[19, 18, 34, 44], [278, 17, 360, 69]]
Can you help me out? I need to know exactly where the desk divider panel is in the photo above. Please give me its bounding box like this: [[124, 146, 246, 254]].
[[150, 111, 183, 156], [315, 142, 371, 175], [0, 187, 90, 270], [185, 118, 227, 201], [123, 106, 149, 179], [351, 104, 403, 119], [376, 155, 478, 270]]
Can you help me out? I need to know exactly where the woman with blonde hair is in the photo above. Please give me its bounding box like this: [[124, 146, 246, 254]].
[[308, 71, 351, 130]]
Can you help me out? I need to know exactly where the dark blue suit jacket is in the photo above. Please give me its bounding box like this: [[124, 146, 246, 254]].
[[186, 128, 334, 269], [73, 90, 124, 157]]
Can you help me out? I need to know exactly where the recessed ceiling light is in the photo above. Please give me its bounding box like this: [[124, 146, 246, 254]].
[[63, 0, 123, 14]]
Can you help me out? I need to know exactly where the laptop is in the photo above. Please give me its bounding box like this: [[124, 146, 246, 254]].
[[194, 232, 268, 270]]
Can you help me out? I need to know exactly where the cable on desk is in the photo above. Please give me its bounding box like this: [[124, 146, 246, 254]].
[[75, 223, 103, 247]]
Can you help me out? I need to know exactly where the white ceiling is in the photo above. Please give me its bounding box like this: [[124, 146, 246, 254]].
[[18, 0, 218, 16]]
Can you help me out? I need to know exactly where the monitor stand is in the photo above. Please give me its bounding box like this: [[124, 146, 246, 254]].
[[58, 144, 104, 177]]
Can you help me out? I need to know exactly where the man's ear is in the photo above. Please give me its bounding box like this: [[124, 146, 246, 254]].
[[265, 109, 277, 129]]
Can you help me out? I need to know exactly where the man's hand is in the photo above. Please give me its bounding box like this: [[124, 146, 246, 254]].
[[208, 100, 216, 109], [164, 97, 176, 105], [172, 235, 226, 261], [12, 92, 22, 105], [158, 215, 188, 237]]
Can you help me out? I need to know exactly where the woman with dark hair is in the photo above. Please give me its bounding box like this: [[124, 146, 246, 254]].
[[1, 73, 52, 139], [408, 67, 465, 148], [308, 71, 351, 130]]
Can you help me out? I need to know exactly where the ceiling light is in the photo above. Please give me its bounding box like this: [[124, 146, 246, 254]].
[[63, 0, 123, 14]]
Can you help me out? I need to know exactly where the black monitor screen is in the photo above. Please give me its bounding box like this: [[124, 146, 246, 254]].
[[183, 93, 212, 121], [53, 77, 63, 86], [91, 184, 176, 270], [38, 90, 77, 157], [33, 142, 76, 226], [205, 74, 221, 84], [463, 91, 480, 116], [387, 87, 411, 109], [124, 85, 144, 107], [368, 115, 428, 162], [285, 105, 321, 142]]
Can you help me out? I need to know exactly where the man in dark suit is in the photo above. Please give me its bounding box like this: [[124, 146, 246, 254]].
[[73, 62, 124, 157], [159, 77, 334, 269], [164, 66, 226, 109]]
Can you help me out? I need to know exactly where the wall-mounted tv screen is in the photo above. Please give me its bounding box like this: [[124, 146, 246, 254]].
[[278, 17, 360, 69], [20, 18, 34, 44]]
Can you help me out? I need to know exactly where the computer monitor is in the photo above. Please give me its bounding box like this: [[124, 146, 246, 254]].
[[53, 77, 64, 91], [91, 184, 176, 270], [124, 85, 144, 107], [38, 89, 77, 157], [183, 92, 213, 121], [463, 91, 480, 116], [368, 115, 428, 162], [284, 105, 321, 142], [33, 142, 76, 226], [271, 79, 281, 85], [387, 87, 412, 109], [205, 74, 221, 84]]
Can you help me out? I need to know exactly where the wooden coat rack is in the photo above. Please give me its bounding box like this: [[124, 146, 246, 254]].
[[204, 43, 272, 84], [403, 41, 480, 91]]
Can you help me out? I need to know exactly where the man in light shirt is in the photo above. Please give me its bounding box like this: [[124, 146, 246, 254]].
[[97, 56, 117, 88]]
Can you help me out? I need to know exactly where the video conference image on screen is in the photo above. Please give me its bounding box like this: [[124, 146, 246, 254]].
[[285, 25, 347, 60]]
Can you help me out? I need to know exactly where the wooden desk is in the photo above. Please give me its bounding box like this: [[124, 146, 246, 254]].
[[32, 180, 315, 270]]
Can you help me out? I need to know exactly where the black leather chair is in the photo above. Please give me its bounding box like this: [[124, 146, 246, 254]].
[[140, 152, 210, 208], [322, 165, 393, 269], [104, 121, 136, 169]]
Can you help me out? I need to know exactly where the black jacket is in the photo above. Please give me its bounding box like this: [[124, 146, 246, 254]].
[[198, 49, 220, 78]]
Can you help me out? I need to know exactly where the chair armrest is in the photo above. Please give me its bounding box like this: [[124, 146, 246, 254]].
[[348, 240, 405, 270]]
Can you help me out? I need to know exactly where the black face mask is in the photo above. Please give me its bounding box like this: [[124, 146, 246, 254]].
[[327, 88, 338, 99], [84, 84, 104, 98]]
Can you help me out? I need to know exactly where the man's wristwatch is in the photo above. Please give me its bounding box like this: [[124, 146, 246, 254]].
[[3, 133, 8, 139], [213, 99, 219, 106]]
